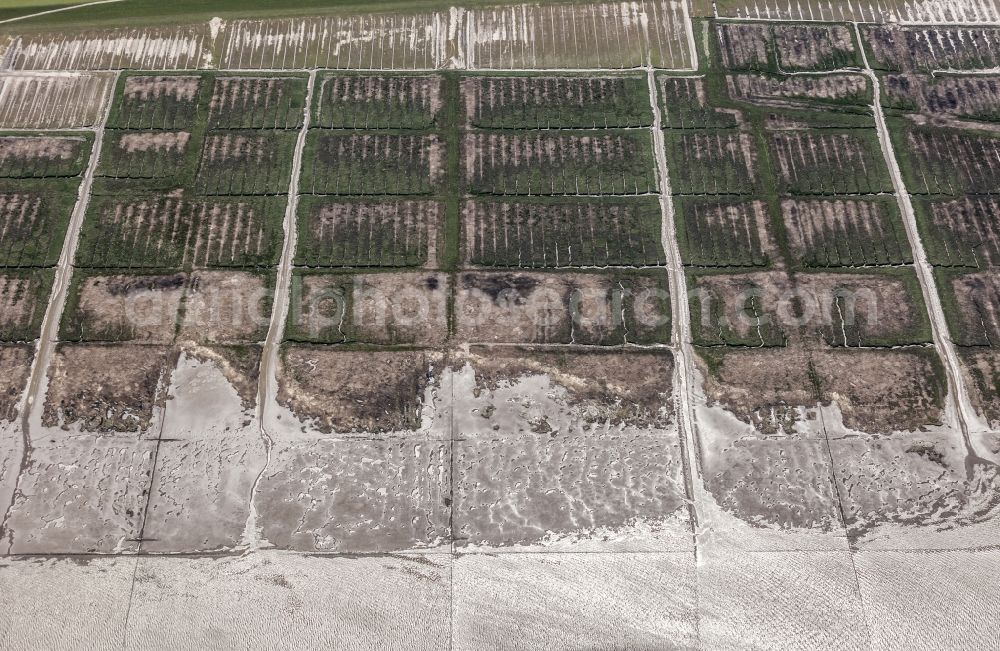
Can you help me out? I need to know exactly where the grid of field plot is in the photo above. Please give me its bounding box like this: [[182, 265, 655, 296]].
[[270, 73, 451, 553], [3, 15, 1000, 633], [0, 133, 93, 343], [661, 21, 947, 440], [285, 76, 675, 396], [0, 77, 303, 558], [48, 72, 298, 438], [715, 0, 1000, 22], [459, 76, 660, 196], [0, 72, 116, 129], [460, 77, 660, 196], [93, 73, 304, 196], [658, 20, 1000, 549], [290, 72, 448, 350], [293, 72, 671, 348], [447, 73, 679, 556], [457, 72, 670, 346], [0, 129, 95, 510], [875, 25, 1000, 430], [275, 72, 684, 560]]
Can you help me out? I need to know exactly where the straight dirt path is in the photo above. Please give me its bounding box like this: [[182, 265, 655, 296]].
[[710, 13, 985, 443], [646, 67, 703, 537], [18, 74, 120, 430], [646, 62, 708, 648], [257, 68, 316, 426], [0, 70, 120, 547], [244, 68, 317, 549], [853, 22, 983, 446]]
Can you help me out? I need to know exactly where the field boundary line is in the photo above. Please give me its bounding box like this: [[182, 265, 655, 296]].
[[0, 127, 93, 133], [853, 22, 983, 445], [243, 68, 317, 551], [715, 16, 1000, 25], [645, 68, 702, 538], [0, 70, 120, 551], [714, 10, 1000, 25], [931, 67, 1000, 76], [2, 67, 702, 74], [646, 63, 703, 645], [17, 73, 118, 430], [681, 0, 699, 72]]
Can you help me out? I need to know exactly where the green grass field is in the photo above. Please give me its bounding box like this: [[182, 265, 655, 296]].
[[0, 0, 598, 29], [0, 1, 88, 24]]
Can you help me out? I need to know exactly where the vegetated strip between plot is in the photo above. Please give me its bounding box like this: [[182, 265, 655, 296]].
[[855, 25, 981, 444], [258, 69, 316, 428], [19, 72, 120, 428], [646, 66, 700, 533], [0, 75, 119, 547]]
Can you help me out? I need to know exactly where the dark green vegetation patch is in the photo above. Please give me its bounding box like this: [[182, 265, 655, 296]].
[[313, 74, 442, 130], [462, 74, 652, 129], [781, 197, 912, 267], [98, 130, 194, 186], [208, 75, 308, 130], [767, 129, 892, 195], [659, 76, 742, 129], [935, 268, 1000, 348], [462, 130, 657, 196], [664, 130, 762, 195], [296, 197, 442, 268], [0, 268, 54, 342], [0, 179, 78, 268], [461, 197, 664, 268], [302, 132, 444, 195], [0, 134, 90, 178], [674, 197, 773, 268], [913, 196, 1000, 268], [77, 195, 286, 270], [106, 73, 208, 130], [890, 121, 1000, 195], [195, 130, 298, 195]]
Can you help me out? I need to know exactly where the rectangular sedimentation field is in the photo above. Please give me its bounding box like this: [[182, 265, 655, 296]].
[[0, 5, 999, 650]]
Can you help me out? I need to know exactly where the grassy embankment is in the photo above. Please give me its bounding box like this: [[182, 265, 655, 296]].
[[0, 0, 698, 29]]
